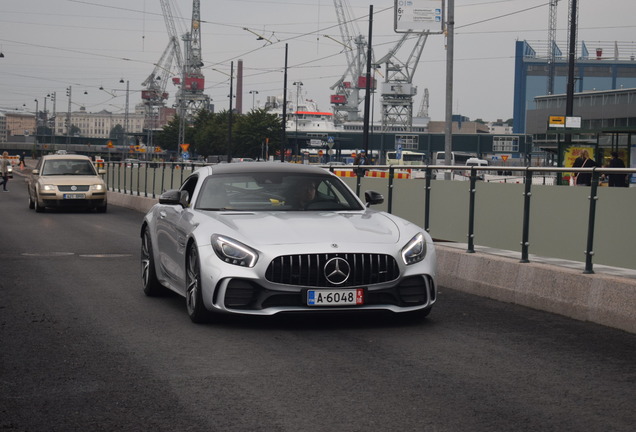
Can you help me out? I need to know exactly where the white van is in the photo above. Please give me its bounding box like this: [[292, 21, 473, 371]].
[[466, 157, 488, 167]]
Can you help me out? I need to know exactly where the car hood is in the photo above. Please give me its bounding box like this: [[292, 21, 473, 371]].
[[205, 210, 403, 246], [38, 175, 104, 184]]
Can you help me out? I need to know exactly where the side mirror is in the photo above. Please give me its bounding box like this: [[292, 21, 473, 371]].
[[32, 169, 39, 175], [159, 189, 189, 207], [364, 190, 384, 207], [98, 169, 106, 175]]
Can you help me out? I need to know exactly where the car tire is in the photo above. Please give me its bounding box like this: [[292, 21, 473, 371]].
[[141, 228, 164, 296], [186, 245, 211, 324], [34, 194, 45, 213], [96, 203, 107, 213], [28, 194, 35, 209]]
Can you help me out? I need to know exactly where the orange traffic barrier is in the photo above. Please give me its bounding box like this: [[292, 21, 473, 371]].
[[332, 169, 411, 179]]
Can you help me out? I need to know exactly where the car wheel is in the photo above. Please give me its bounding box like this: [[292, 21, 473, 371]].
[[34, 194, 45, 213], [186, 245, 210, 324], [28, 194, 35, 209], [96, 203, 107, 213], [141, 228, 164, 296]]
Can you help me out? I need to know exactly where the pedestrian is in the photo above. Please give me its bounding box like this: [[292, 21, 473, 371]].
[[354, 150, 368, 177], [0, 151, 11, 192], [607, 151, 628, 187], [19, 152, 26, 169], [572, 149, 596, 186]]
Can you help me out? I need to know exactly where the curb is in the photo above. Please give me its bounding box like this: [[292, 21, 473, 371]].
[[435, 245, 636, 334]]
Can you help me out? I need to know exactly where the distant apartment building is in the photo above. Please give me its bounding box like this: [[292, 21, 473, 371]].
[[0, 113, 6, 143], [0, 111, 36, 138], [488, 120, 513, 135], [54, 104, 146, 139]]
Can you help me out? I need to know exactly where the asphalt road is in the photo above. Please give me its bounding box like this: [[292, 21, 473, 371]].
[[1, 176, 635, 432]]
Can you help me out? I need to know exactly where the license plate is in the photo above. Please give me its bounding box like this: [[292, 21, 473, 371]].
[[307, 289, 364, 306], [63, 193, 85, 199]]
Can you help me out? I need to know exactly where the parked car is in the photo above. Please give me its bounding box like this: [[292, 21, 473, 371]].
[[26, 154, 107, 213], [123, 158, 141, 167], [141, 162, 437, 323]]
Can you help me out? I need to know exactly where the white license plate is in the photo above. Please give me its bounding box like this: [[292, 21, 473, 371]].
[[307, 289, 364, 306], [63, 193, 86, 199]]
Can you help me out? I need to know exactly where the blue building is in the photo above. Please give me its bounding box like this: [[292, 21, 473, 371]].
[[513, 40, 636, 133]]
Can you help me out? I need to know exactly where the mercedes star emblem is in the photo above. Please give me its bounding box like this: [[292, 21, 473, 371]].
[[324, 257, 350, 285]]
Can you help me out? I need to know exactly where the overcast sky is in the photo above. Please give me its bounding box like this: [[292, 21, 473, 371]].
[[1, 0, 634, 122]]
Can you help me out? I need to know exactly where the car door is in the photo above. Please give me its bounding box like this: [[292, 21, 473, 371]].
[[155, 175, 200, 292]]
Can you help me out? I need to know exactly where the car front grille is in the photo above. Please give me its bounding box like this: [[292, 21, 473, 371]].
[[265, 253, 400, 288], [58, 185, 90, 192]]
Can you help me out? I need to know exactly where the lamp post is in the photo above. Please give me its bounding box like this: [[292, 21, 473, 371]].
[[249, 90, 259, 109], [66, 86, 72, 147], [120, 79, 130, 145], [293, 81, 303, 158], [33, 99, 39, 150]]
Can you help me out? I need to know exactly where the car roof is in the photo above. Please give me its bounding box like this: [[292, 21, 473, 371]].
[[205, 162, 334, 176], [41, 154, 92, 161]]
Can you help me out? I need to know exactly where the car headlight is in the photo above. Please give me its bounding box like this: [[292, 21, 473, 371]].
[[211, 235, 258, 267], [90, 183, 105, 191], [401, 233, 427, 265], [40, 184, 56, 192]]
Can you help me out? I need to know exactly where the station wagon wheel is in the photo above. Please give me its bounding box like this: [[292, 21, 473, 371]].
[[186, 245, 210, 323], [34, 194, 45, 213], [141, 228, 164, 296], [28, 194, 35, 209]]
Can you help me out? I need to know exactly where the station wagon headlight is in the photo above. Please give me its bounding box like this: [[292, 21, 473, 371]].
[[41, 184, 56, 192], [212, 235, 258, 267], [401, 233, 427, 265], [90, 183, 105, 191]]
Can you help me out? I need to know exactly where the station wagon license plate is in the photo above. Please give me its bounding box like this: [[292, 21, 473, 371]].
[[307, 288, 364, 306], [63, 193, 85, 199]]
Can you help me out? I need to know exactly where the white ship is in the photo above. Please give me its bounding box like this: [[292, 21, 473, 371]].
[[264, 95, 342, 136]]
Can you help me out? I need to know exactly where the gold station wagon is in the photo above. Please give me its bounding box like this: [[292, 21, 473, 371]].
[[27, 154, 108, 213]]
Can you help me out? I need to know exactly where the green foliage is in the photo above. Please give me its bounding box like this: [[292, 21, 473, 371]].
[[233, 108, 281, 159], [156, 108, 282, 160]]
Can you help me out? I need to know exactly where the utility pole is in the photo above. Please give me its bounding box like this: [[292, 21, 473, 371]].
[[280, 44, 288, 162], [561, 0, 578, 170], [444, 0, 455, 179], [362, 4, 373, 155]]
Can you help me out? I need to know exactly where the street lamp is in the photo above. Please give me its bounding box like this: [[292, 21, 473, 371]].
[[34, 99, 39, 145], [249, 90, 259, 109]]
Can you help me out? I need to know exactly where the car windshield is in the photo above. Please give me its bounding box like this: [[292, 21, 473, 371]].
[[41, 160, 96, 176], [195, 172, 364, 211]]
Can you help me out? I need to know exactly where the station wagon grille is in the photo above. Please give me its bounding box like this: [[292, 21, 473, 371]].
[[265, 253, 400, 287], [58, 185, 90, 192]]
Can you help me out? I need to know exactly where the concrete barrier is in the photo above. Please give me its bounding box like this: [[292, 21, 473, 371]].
[[107, 191, 158, 214], [436, 245, 636, 334]]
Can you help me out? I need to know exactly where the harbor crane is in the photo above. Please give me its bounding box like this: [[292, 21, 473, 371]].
[[375, 31, 429, 132], [153, 0, 209, 151], [328, 0, 375, 124]]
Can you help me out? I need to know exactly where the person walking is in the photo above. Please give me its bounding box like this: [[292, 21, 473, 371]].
[[0, 151, 11, 192], [607, 151, 628, 187], [572, 149, 596, 186], [354, 150, 368, 177], [19, 152, 26, 170]]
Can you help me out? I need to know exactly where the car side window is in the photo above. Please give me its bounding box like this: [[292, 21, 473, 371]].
[[180, 176, 199, 207]]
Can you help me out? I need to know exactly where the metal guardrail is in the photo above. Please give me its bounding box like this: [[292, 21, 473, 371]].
[[105, 162, 635, 274]]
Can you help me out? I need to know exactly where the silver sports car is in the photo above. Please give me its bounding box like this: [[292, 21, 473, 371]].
[[141, 162, 437, 323]]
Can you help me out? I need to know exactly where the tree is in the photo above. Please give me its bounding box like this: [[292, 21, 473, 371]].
[[155, 107, 282, 161], [233, 108, 281, 159], [154, 116, 181, 153]]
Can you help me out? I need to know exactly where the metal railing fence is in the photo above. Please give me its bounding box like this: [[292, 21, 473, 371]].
[[104, 162, 636, 274]]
